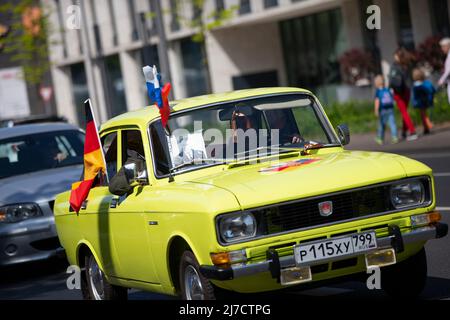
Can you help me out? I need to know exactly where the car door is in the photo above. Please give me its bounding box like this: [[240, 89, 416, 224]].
[[78, 131, 121, 278], [107, 128, 159, 284]]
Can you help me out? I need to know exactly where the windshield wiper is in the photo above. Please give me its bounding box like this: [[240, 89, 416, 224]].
[[301, 141, 341, 154], [229, 146, 301, 165], [169, 158, 228, 173]]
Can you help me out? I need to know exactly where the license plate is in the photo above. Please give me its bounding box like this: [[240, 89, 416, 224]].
[[294, 232, 377, 265]]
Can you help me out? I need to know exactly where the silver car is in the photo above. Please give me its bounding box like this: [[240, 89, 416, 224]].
[[0, 122, 84, 266]]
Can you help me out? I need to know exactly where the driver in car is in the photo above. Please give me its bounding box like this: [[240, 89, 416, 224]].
[[265, 109, 303, 145]]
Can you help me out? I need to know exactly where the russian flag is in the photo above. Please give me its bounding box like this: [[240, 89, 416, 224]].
[[143, 65, 171, 127]]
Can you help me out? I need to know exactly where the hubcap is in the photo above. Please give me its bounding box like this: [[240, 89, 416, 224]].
[[184, 265, 205, 300], [88, 255, 105, 300]]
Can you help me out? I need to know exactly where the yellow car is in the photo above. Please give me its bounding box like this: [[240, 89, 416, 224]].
[[54, 87, 447, 300]]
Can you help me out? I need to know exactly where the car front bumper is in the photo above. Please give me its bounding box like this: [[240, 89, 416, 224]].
[[0, 214, 63, 267], [200, 223, 448, 281]]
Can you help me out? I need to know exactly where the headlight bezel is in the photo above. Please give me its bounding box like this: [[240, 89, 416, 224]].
[[217, 211, 258, 244], [389, 178, 431, 210], [0, 203, 43, 223]]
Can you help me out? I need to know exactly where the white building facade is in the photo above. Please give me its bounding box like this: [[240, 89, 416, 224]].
[[44, 0, 450, 125]]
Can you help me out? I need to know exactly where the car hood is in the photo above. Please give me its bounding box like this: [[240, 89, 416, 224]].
[[189, 150, 431, 209], [0, 165, 83, 205]]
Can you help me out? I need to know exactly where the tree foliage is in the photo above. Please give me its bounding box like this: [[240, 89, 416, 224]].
[[0, 0, 52, 86]]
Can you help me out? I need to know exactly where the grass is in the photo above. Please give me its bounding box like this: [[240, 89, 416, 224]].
[[324, 90, 450, 134]]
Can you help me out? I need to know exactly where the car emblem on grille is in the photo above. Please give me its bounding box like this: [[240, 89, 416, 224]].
[[318, 201, 333, 217]]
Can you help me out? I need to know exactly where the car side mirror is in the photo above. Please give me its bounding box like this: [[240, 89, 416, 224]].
[[109, 163, 148, 196], [124, 162, 148, 186], [337, 124, 350, 145]]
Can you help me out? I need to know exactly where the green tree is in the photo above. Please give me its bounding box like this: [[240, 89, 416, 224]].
[[0, 0, 53, 112]]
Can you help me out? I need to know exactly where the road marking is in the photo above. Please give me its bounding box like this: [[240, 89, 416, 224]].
[[434, 172, 450, 177], [436, 207, 450, 211], [405, 152, 450, 159]]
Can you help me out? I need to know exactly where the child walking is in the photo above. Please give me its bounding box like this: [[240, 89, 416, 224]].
[[412, 68, 435, 135], [374, 75, 398, 145]]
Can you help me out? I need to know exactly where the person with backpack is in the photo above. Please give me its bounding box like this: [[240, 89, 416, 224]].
[[389, 48, 418, 141], [412, 68, 435, 134], [374, 75, 398, 145]]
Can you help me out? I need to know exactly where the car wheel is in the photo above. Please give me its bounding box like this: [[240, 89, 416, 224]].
[[381, 247, 427, 298], [179, 251, 216, 300], [83, 253, 127, 300]]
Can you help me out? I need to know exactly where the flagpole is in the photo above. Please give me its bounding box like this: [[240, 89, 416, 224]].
[[85, 99, 109, 183]]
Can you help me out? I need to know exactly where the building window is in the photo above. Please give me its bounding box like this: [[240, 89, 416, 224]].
[[239, 0, 251, 15], [54, 0, 67, 58], [107, 0, 118, 46], [69, 63, 89, 126], [90, 0, 103, 54], [264, 0, 278, 8], [192, 2, 202, 21], [140, 45, 160, 70], [232, 71, 279, 90], [103, 55, 127, 117], [180, 38, 209, 97], [215, 0, 225, 12], [429, 0, 450, 37], [149, 0, 157, 30], [395, 0, 414, 49], [359, 0, 381, 74], [280, 9, 346, 102], [127, 0, 139, 41], [170, 0, 180, 31]]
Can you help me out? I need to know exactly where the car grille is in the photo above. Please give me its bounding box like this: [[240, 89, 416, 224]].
[[251, 179, 429, 237]]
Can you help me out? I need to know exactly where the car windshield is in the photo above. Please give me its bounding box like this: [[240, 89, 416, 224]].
[[149, 94, 339, 176], [0, 130, 85, 179]]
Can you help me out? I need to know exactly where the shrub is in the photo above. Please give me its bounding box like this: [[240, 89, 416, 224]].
[[324, 90, 450, 133]]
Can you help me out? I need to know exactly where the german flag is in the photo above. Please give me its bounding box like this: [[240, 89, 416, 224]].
[[70, 99, 106, 213]]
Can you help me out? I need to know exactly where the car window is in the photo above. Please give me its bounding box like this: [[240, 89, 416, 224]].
[[291, 105, 330, 143], [101, 132, 118, 183], [0, 130, 84, 179], [121, 130, 147, 176], [122, 130, 145, 162], [149, 122, 172, 176]]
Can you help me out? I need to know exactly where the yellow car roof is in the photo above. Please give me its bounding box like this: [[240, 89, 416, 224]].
[[100, 87, 311, 132]]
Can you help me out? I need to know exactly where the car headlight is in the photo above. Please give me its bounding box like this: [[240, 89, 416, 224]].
[[0, 203, 43, 223], [218, 212, 257, 243], [390, 180, 425, 209]]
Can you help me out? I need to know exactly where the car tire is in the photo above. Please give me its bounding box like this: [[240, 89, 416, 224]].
[[82, 253, 128, 300], [179, 251, 216, 300], [381, 247, 427, 298]]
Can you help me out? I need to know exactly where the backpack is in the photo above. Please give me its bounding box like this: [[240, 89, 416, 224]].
[[389, 65, 405, 93], [413, 85, 429, 108]]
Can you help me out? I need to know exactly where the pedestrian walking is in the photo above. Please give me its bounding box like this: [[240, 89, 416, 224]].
[[389, 48, 418, 141], [438, 38, 450, 104], [374, 75, 398, 145], [412, 68, 435, 135]]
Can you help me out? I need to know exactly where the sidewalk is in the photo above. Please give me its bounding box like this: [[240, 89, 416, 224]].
[[346, 122, 450, 154]]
